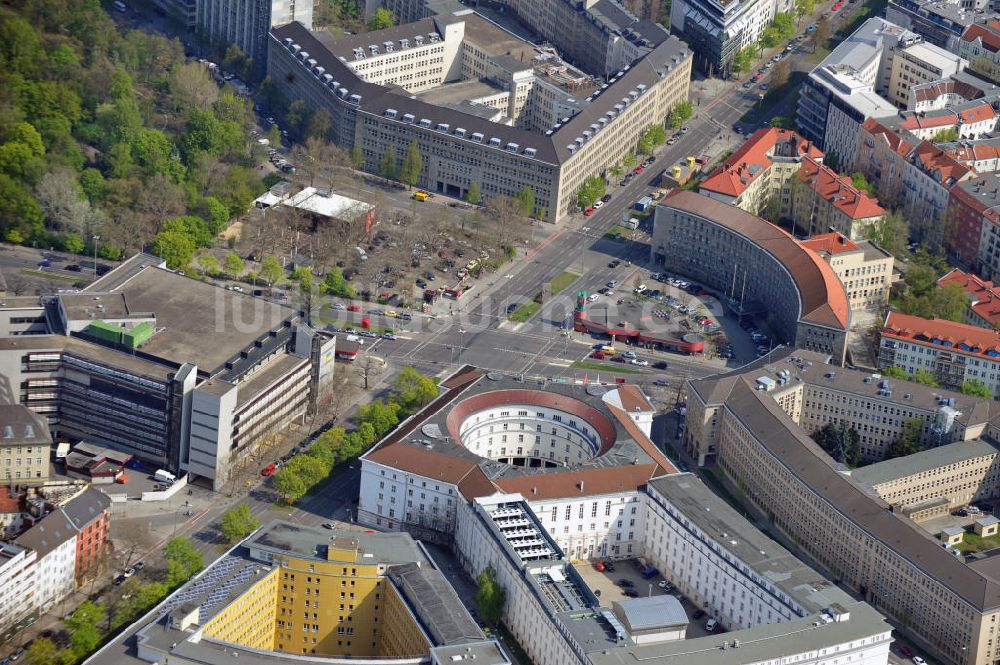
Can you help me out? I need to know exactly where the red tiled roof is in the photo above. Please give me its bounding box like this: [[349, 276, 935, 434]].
[[662, 190, 851, 329], [700, 128, 822, 198], [898, 113, 957, 131], [911, 141, 974, 186], [948, 143, 1000, 164], [938, 268, 1000, 327], [960, 102, 997, 124], [799, 232, 861, 256], [883, 311, 1000, 358], [797, 157, 886, 220], [962, 22, 1000, 53], [861, 118, 914, 156], [495, 464, 662, 500], [616, 384, 652, 413], [0, 486, 20, 515]]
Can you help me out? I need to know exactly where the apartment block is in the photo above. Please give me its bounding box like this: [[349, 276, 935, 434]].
[[938, 268, 1000, 328], [0, 543, 35, 633], [59, 487, 112, 584], [0, 404, 52, 484], [14, 508, 77, 614], [268, 16, 691, 224], [887, 41, 967, 107], [948, 175, 1000, 279], [799, 233, 893, 311], [792, 157, 887, 240], [669, 0, 780, 78], [651, 191, 851, 363], [887, 0, 991, 51], [961, 19, 1000, 82], [880, 311, 1000, 397]]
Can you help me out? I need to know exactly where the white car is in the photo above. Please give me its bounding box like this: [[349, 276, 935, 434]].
[[587, 293, 600, 302], [594, 200, 604, 208], [630, 358, 649, 366], [623, 351, 637, 359], [657, 580, 672, 590], [912, 658, 926, 665], [607, 280, 618, 288], [705, 618, 718, 632], [332, 303, 346, 310]]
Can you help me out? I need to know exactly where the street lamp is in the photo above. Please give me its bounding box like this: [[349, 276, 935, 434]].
[[92, 235, 100, 279]]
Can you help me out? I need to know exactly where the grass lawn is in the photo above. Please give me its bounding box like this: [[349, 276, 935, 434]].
[[508, 301, 542, 323], [21, 269, 83, 283], [570, 360, 646, 374], [605, 224, 632, 239], [956, 531, 1000, 554], [548, 271, 580, 294]]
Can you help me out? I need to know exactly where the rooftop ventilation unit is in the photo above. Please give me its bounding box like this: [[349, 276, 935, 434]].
[[636, 83, 647, 92], [298, 50, 310, 61], [545, 130, 554, 136], [471, 132, 484, 142], [590, 123, 600, 132], [385, 109, 398, 118], [369, 44, 379, 55], [284, 37, 294, 47], [349, 94, 361, 104], [353, 48, 364, 59], [489, 137, 502, 147], [321, 73, 333, 84], [313, 65, 325, 77], [629, 90, 639, 99], [429, 33, 440, 43], [400, 38, 410, 48], [415, 35, 424, 45], [524, 147, 537, 157], [330, 80, 340, 89], [385, 41, 395, 52], [419, 118, 432, 128], [583, 130, 592, 138], [306, 58, 317, 68], [290, 43, 301, 53], [402, 113, 415, 123], [567, 144, 577, 153], [454, 127, 466, 137], [337, 87, 348, 97], [505, 142, 519, 152], [437, 123, 450, 132]]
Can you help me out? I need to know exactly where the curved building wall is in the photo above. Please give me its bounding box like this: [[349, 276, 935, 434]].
[[651, 191, 849, 363]]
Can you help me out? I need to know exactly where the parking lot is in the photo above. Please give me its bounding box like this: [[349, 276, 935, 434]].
[[573, 559, 719, 640]]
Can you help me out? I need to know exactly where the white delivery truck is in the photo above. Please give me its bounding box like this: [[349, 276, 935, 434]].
[[154, 469, 176, 484]]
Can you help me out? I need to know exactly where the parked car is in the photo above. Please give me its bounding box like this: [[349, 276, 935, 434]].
[[705, 618, 719, 632], [261, 463, 276, 476], [617, 579, 634, 587], [347, 304, 361, 312], [591, 351, 606, 360], [322, 522, 334, 529], [594, 562, 606, 572]]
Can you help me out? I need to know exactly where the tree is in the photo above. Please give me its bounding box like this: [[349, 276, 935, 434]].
[[759, 27, 781, 49], [350, 144, 365, 170], [911, 368, 940, 387], [474, 565, 506, 626], [811, 422, 860, 467], [291, 266, 313, 289], [668, 101, 693, 129], [771, 59, 790, 89], [399, 140, 423, 189], [25, 637, 63, 665], [224, 252, 244, 278], [813, 17, 831, 51], [286, 100, 310, 135], [306, 107, 331, 140], [358, 399, 400, 437], [881, 365, 909, 379], [64, 233, 85, 254], [864, 210, 909, 257], [165, 537, 203, 587], [932, 127, 959, 143], [622, 153, 637, 170], [465, 181, 482, 205], [198, 254, 219, 274], [577, 176, 606, 209], [795, 0, 816, 19], [267, 123, 282, 147], [394, 366, 439, 413], [260, 255, 284, 285], [168, 62, 219, 111], [220, 504, 261, 543], [849, 172, 873, 194], [962, 379, 993, 398], [323, 266, 356, 297], [732, 45, 756, 76], [368, 7, 396, 30], [886, 417, 924, 459], [773, 12, 795, 39], [153, 230, 196, 270], [274, 468, 308, 503], [66, 600, 106, 660], [378, 146, 397, 181], [515, 186, 535, 217]]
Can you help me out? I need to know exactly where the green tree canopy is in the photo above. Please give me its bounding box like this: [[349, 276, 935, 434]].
[[399, 139, 423, 189], [274, 468, 308, 503], [864, 210, 909, 257], [515, 186, 535, 217], [886, 417, 925, 460], [323, 266, 356, 297], [359, 399, 400, 438], [577, 176, 606, 209], [260, 255, 284, 285], [911, 368, 940, 387], [224, 252, 245, 277], [474, 565, 506, 626], [220, 504, 261, 543], [394, 367, 439, 413], [25, 636, 63, 665], [153, 229, 196, 270], [379, 146, 397, 181], [668, 102, 693, 129], [962, 379, 993, 398], [732, 46, 756, 76], [368, 7, 396, 30], [850, 172, 873, 194], [165, 537, 203, 587], [66, 600, 106, 660], [465, 181, 482, 205], [810, 422, 860, 467]]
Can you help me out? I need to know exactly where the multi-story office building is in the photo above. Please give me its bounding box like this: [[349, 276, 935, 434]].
[[0, 254, 337, 492], [849, 438, 1000, 517], [197, 0, 313, 70], [88, 521, 507, 665], [880, 311, 1000, 396], [359, 368, 675, 557], [684, 347, 1000, 664], [938, 268, 1000, 329], [268, 16, 691, 223], [454, 492, 892, 665], [887, 0, 992, 51], [887, 41, 967, 106], [650, 191, 852, 363], [797, 18, 915, 162], [799, 233, 893, 311], [669, 0, 782, 78], [0, 404, 52, 484]]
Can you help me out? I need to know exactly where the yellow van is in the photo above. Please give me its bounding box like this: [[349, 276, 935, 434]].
[[600, 345, 616, 355], [412, 191, 429, 202]]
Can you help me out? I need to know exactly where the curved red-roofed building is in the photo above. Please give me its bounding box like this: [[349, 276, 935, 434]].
[[652, 191, 851, 364]]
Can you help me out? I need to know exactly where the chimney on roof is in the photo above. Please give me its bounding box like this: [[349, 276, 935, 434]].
[[578, 481, 585, 492]]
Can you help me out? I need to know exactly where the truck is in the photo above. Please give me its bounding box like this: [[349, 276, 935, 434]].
[[634, 196, 653, 212], [153, 469, 176, 485]]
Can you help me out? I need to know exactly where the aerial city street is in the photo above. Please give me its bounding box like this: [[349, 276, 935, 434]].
[[6, 0, 1000, 664]]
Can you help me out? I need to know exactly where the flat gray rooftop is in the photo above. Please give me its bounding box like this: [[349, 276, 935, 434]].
[[107, 265, 299, 374], [648, 474, 854, 615], [851, 439, 1000, 488], [249, 520, 428, 565], [388, 562, 485, 646], [417, 79, 506, 105], [588, 602, 890, 665]]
